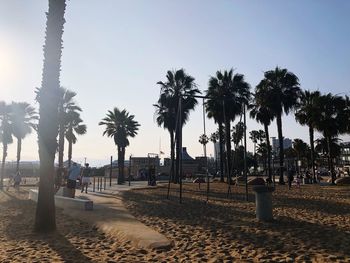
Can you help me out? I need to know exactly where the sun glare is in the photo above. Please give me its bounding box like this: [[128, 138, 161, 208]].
[[0, 43, 18, 93]]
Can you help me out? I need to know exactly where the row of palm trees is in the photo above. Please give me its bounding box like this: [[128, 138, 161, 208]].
[[154, 67, 350, 185], [0, 88, 86, 189], [0, 101, 37, 188]]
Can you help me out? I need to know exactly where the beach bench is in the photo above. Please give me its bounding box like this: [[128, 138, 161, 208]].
[[29, 189, 93, 211]]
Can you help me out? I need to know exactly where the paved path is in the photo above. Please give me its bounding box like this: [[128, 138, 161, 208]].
[[63, 182, 173, 250]]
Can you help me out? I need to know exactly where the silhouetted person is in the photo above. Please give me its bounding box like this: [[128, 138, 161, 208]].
[[287, 169, 294, 190], [67, 163, 80, 198], [81, 163, 91, 193]]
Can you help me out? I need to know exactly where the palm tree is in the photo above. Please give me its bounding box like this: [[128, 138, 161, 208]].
[[155, 69, 200, 183], [249, 129, 265, 174], [232, 122, 245, 149], [0, 102, 13, 189], [292, 138, 309, 174], [35, 0, 67, 233], [249, 91, 275, 181], [206, 85, 225, 182], [57, 88, 82, 170], [295, 90, 321, 182], [154, 94, 177, 182], [314, 94, 347, 183], [99, 108, 140, 184], [65, 110, 87, 168], [315, 137, 342, 160], [207, 69, 251, 184], [257, 67, 301, 184], [10, 102, 37, 172]]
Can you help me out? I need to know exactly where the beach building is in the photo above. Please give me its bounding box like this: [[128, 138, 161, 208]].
[[271, 137, 293, 155]]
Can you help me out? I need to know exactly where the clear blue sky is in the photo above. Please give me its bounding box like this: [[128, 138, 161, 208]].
[[0, 0, 349, 166]]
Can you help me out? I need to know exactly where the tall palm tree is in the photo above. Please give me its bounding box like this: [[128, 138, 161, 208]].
[[99, 108, 140, 184], [314, 93, 347, 183], [207, 69, 251, 184], [206, 84, 225, 182], [0, 102, 13, 189], [10, 102, 37, 172], [249, 91, 275, 181], [295, 90, 321, 182], [65, 110, 87, 168], [35, 0, 67, 233], [155, 69, 200, 183], [57, 88, 82, 169], [154, 94, 177, 182], [257, 67, 301, 184]]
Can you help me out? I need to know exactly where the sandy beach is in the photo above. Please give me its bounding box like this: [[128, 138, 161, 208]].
[[0, 183, 349, 262]]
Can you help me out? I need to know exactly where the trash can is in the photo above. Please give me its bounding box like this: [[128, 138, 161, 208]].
[[252, 186, 275, 221]]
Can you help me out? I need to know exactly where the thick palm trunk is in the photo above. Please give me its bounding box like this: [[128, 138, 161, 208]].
[[276, 114, 285, 184], [169, 130, 175, 183], [16, 138, 22, 172], [117, 146, 125, 184], [175, 124, 182, 184], [326, 136, 335, 184], [218, 122, 224, 182], [0, 143, 7, 189], [224, 120, 232, 184], [309, 126, 316, 182], [264, 123, 272, 181], [67, 138, 72, 168], [58, 121, 65, 168], [35, 0, 66, 233]]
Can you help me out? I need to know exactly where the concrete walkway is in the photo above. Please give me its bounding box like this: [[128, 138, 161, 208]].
[[63, 183, 173, 250]]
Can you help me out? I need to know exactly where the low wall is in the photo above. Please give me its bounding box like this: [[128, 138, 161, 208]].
[[29, 189, 93, 211]]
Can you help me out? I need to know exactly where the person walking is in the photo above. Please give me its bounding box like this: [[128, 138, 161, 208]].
[[67, 163, 80, 198], [13, 171, 21, 192], [80, 163, 91, 193], [287, 169, 294, 190]]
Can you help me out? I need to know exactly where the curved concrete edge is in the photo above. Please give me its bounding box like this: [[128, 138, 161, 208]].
[[96, 220, 174, 250], [63, 192, 173, 250]]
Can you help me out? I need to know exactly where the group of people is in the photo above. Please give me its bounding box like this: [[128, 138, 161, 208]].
[[65, 163, 92, 198]]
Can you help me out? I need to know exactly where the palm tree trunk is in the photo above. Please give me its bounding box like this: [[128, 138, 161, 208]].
[[35, 0, 66, 233], [117, 146, 125, 184], [0, 143, 7, 189], [309, 126, 316, 182], [169, 130, 175, 183], [264, 123, 272, 181], [16, 138, 22, 172], [67, 138, 72, 169], [326, 136, 335, 184], [218, 122, 224, 182], [224, 120, 232, 184], [175, 124, 182, 184], [58, 121, 65, 168], [276, 114, 285, 184]]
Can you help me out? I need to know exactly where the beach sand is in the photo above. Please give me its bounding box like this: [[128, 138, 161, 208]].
[[0, 183, 349, 262]]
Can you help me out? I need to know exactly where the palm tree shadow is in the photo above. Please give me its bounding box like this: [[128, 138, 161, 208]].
[[2, 191, 92, 262], [124, 187, 350, 257]]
